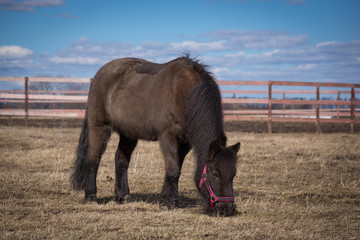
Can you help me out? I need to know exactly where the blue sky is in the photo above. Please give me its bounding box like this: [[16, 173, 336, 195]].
[[0, 0, 360, 84]]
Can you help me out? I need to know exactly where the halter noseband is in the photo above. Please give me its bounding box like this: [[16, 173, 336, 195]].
[[199, 164, 234, 210]]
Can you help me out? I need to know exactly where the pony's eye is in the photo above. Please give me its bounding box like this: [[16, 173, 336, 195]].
[[213, 172, 220, 178]]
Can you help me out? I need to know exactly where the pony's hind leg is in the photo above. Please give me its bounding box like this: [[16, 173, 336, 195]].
[[84, 125, 111, 203], [159, 132, 190, 208], [114, 134, 138, 203]]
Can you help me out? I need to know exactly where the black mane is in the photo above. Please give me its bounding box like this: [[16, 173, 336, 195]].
[[183, 56, 227, 164]]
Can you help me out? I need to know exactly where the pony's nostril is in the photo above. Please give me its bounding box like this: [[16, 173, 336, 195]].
[[215, 203, 234, 217], [216, 208, 230, 217], [221, 211, 228, 217]]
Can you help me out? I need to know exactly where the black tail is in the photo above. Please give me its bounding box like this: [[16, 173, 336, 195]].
[[70, 111, 89, 190]]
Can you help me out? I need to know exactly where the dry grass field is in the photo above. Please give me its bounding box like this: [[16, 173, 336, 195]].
[[1, 119, 359, 239]]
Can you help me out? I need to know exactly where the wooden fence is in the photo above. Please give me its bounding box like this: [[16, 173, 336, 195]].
[[0, 77, 359, 133]]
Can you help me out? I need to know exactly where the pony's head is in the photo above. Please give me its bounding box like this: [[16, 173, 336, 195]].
[[198, 140, 240, 217]]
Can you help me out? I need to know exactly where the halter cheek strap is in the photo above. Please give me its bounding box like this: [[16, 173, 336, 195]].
[[199, 164, 234, 210]]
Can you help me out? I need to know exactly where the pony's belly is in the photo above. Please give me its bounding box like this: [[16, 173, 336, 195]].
[[111, 116, 159, 141], [111, 113, 184, 142]]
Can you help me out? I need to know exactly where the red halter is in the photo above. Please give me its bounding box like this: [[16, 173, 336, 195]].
[[199, 164, 234, 210]]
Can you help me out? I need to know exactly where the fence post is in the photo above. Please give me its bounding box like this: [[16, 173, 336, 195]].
[[282, 92, 286, 118], [53, 92, 56, 110], [337, 91, 340, 119], [268, 81, 272, 134], [24, 77, 29, 127], [316, 83, 320, 134], [233, 91, 236, 111], [350, 85, 355, 133], [7, 90, 11, 109]]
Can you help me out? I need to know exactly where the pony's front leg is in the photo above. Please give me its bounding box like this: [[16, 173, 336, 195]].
[[114, 134, 137, 203], [159, 132, 190, 208]]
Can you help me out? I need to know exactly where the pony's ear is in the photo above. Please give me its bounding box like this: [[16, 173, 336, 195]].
[[231, 142, 241, 153], [209, 140, 222, 159]]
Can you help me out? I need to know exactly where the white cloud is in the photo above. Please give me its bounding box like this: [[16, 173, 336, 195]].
[[206, 30, 309, 50], [264, 49, 281, 56], [316, 41, 337, 48], [207, 39, 360, 67], [0, 0, 65, 12], [294, 64, 316, 70], [212, 67, 231, 75], [0, 59, 34, 68], [284, 0, 306, 5], [0, 45, 33, 59], [1, 35, 359, 83], [225, 51, 245, 57], [170, 40, 227, 52], [58, 13, 78, 19], [49, 56, 101, 65]]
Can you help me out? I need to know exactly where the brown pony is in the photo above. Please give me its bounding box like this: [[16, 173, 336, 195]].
[[70, 55, 240, 216]]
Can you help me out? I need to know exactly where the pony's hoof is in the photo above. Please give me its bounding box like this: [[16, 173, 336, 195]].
[[114, 195, 130, 204], [160, 198, 180, 209], [85, 195, 98, 204]]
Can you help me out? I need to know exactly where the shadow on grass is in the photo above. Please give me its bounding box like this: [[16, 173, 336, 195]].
[[97, 193, 199, 209], [97, 193, 244, 217]]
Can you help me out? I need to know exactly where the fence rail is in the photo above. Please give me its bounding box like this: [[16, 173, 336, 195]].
[[0, 77, 359, 133]]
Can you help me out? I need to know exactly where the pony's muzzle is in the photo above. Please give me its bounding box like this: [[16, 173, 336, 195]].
[[215, 202, 236, 217]]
